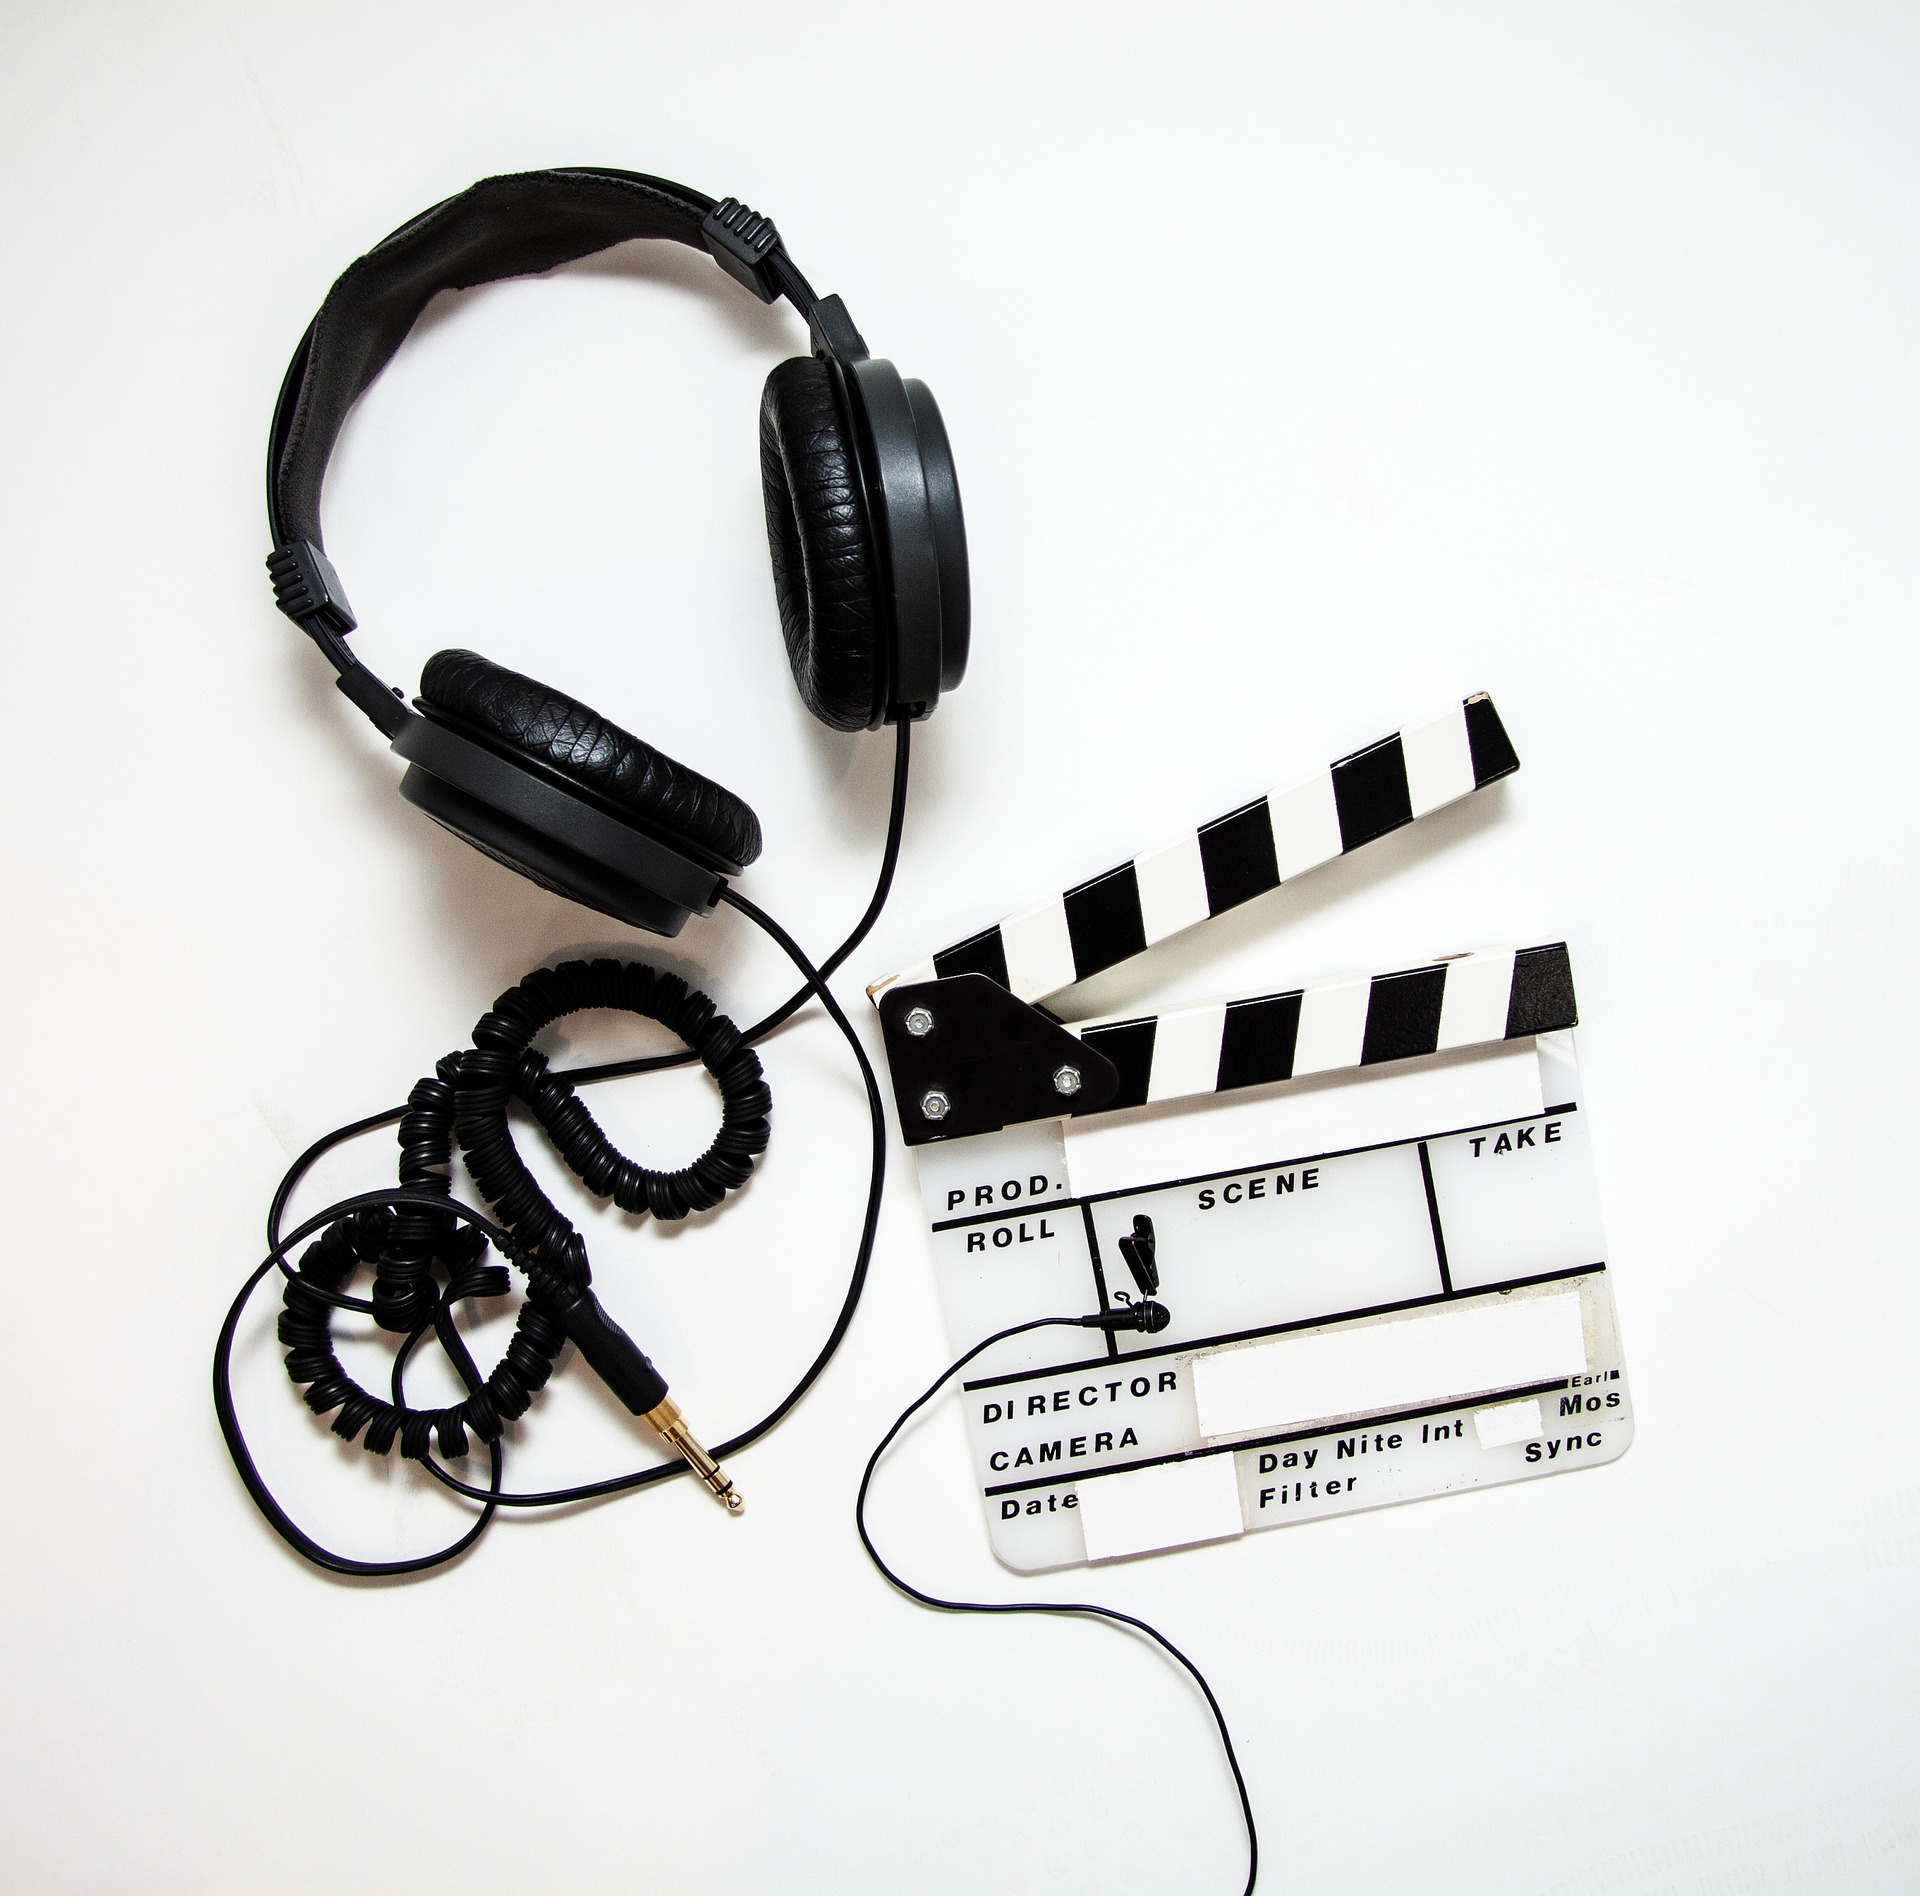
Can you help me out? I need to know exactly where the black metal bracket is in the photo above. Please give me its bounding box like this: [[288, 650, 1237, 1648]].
[[876, 975, 1120, 1146]]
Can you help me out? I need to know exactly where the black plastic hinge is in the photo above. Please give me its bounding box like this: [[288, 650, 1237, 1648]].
[[266, 540, 356, 635], [807, 293, 870, 364], [876, 975, 1122, 1145], [702, 198, 784, 302], [337, 664, 411, 738]]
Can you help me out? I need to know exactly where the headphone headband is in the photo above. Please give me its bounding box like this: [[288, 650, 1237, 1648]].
[[270, 168, 812, 550]]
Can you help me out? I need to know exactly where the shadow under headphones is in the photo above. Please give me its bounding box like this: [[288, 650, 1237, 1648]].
[[265, 167, 969, 936]]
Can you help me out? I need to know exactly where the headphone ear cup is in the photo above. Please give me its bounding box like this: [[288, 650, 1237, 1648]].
[[418, 650, 762, 872], [759, 356, 888, 732]]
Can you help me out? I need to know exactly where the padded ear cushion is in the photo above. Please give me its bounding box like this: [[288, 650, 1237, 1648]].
[[419, 649, 762, 872], [759, 356, 887, 732]]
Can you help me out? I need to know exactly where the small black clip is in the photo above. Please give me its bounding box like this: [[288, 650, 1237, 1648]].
[[1116, 1215, 1159, 1299]]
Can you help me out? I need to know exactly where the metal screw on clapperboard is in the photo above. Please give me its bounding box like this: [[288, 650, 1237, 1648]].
[[903, 1005, 950, 1123]]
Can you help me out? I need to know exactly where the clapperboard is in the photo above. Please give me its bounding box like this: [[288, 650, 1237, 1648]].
[[870, 696, 1630, 1572]]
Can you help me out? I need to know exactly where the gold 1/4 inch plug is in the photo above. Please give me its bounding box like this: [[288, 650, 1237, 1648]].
[[548, 1284, 744, 1516], [644, 1397, 744, 1513]]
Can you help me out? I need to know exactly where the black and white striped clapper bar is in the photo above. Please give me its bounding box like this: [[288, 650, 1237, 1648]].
[[871, 693, 1576, 1143]]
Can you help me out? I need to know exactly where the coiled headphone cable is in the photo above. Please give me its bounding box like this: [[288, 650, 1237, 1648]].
[[214, 722, 907, 1577], [215, 720, 1262, 1890]]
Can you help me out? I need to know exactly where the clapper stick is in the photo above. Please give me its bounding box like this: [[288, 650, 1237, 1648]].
[[876, 942, 1576, 1144], [871, 695, 1559, 1145], [1065, 942, 1577, 1118], [871, 693, 1520, 1009]]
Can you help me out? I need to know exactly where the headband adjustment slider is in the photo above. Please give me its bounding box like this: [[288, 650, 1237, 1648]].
[[702, 197, 784, 303], [267, 540, 356, 636]]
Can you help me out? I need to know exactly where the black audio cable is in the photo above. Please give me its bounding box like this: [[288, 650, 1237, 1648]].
[[857, 1309, 1261, 1896], [213, 722, 907, 1576]]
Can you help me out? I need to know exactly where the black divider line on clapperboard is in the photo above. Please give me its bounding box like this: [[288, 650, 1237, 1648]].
[[1079, 1202, 1123, 1363], [1417, 1142, 1454, 1295], [961, 1260, 1607, 1395], [928, 1101, 1582, 1233], [978, 1372, 1585, 1501]]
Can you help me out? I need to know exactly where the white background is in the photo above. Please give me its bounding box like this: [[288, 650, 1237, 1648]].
[[3, 3, 1916, 1892]]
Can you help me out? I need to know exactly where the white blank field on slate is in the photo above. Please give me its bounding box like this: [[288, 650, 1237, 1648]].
[[1077, 1455, 1246, 1562], [1474, 1396, 1546, 1448], [1194, 1294, 1588, 1439]]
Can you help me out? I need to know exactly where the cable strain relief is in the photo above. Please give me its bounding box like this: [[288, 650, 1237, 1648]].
[[552, 1285, 670, 1416], [1077, 1299, 1171, 1335]]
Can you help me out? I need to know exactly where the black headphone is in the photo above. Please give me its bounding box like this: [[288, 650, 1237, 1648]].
[[265, 168, 969, 936]]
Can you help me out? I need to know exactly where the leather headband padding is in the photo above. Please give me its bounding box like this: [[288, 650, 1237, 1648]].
[[274, 169, 715, 547]]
